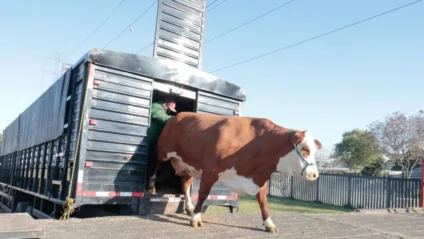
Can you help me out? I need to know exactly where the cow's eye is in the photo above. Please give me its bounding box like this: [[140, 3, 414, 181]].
[[302, 147, 310, 158]]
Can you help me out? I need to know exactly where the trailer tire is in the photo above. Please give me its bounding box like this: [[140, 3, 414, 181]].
[[15, 202, 29, 213]]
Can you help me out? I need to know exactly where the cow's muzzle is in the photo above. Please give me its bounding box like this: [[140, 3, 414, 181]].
[[305, 171, 319, 181]]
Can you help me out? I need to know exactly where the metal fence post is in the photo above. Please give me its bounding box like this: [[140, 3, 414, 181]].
[[420, 159, 424, 207], [386, 177, 391, 208], [290, 175, 294, 199], [315, 176, 320, 202], [268, 174, 272, 196], [347, 176, 352, 207]]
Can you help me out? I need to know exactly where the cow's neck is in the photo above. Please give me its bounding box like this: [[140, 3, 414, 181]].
[[249, 126, 295, 187], [266, 126, 295, 159]]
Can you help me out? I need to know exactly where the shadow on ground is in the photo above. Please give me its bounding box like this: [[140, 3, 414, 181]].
[[136, 212, 266, 233]]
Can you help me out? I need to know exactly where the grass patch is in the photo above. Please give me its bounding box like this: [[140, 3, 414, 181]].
[[206, 195, 353, 214]]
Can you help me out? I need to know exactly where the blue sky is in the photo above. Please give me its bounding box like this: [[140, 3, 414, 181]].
[[0, 0, 423, 150]]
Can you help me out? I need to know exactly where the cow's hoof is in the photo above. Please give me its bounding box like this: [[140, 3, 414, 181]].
[[190, 219, 203, 228], [265, 226, 278, 233]]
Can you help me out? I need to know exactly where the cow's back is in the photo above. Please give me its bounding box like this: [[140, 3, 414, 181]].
[[157, 112, 227, 159], [157, 112, 257, 168]]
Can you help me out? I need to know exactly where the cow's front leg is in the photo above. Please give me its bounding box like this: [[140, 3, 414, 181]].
[[257, 181, 278, 233], [190, 173, 217, 228], [181, 175, 195, 216]]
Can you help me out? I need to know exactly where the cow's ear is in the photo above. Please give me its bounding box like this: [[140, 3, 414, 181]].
[[314, 139, 322, 150]]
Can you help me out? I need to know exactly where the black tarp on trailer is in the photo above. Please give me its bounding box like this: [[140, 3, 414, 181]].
[[0, 74, 69, 156], [1, 116, 19, 156], [0, 48, 246, 218]]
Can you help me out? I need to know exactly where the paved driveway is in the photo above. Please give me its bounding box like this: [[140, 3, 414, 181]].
[[37, 210, 424, 239]]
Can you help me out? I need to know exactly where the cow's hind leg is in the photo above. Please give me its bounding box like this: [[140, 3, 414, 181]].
[[257, 181, 278, 233], [190, 173, 218, 228], [181, 175, 195, 216]]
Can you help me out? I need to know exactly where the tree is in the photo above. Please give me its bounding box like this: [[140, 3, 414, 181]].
[[333, 129, 382, 172], [361, 157, 385, 177], [368, 111, 424, 178], [315, 147, 337, 169]]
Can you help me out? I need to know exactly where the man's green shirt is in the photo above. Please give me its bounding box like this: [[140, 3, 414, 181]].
[[147, 102, 174, 142]]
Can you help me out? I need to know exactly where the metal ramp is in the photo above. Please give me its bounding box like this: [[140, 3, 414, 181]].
[[0, 213, 46, 239]]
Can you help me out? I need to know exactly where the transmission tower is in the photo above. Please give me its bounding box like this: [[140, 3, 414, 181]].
[[41, 51, 61, 94]]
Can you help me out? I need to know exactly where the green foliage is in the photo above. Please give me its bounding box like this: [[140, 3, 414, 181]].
[[333, 129, 382, 170], [361, 157, 385, 177]]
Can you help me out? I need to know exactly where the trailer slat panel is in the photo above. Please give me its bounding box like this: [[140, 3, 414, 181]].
[[77, 65, 153, 202], [153, 0, 206, 68]]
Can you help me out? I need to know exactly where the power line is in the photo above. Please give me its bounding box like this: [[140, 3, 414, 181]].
[[137, 42, 154, 54], [206, 0, 219, 8], [206, 0, 229, 12], [205, 0, 297, 44], [209, 0, 422, 73], [104, 0, 157, 49], [63, 0, 126, 61], [138, 0, 296, 53]]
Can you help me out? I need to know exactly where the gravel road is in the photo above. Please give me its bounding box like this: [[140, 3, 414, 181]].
[[36, 210, 424, 239]]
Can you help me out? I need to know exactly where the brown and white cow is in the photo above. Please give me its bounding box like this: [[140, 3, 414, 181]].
[[156, 112, 322, 233]]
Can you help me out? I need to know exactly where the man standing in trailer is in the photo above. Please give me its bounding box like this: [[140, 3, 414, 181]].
[[146, 96, 177, 194]]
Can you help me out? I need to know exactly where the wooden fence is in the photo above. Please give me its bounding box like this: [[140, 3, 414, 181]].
[[268, 172, 423, 209]]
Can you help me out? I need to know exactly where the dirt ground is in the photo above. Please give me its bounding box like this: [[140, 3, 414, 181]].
[[36, 210, 424, 239]]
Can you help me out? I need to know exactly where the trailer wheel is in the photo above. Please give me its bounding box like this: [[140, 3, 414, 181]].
[[15, 202, 29, 213]]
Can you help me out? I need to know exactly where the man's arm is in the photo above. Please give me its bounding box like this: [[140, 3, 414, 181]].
[[151, 103, 174, 124]]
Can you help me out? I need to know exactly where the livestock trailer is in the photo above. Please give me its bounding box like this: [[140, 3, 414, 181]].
[[0, 49, 246, 218]]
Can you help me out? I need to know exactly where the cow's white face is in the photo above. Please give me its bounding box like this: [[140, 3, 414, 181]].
[[276, 130, 321, 181]]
